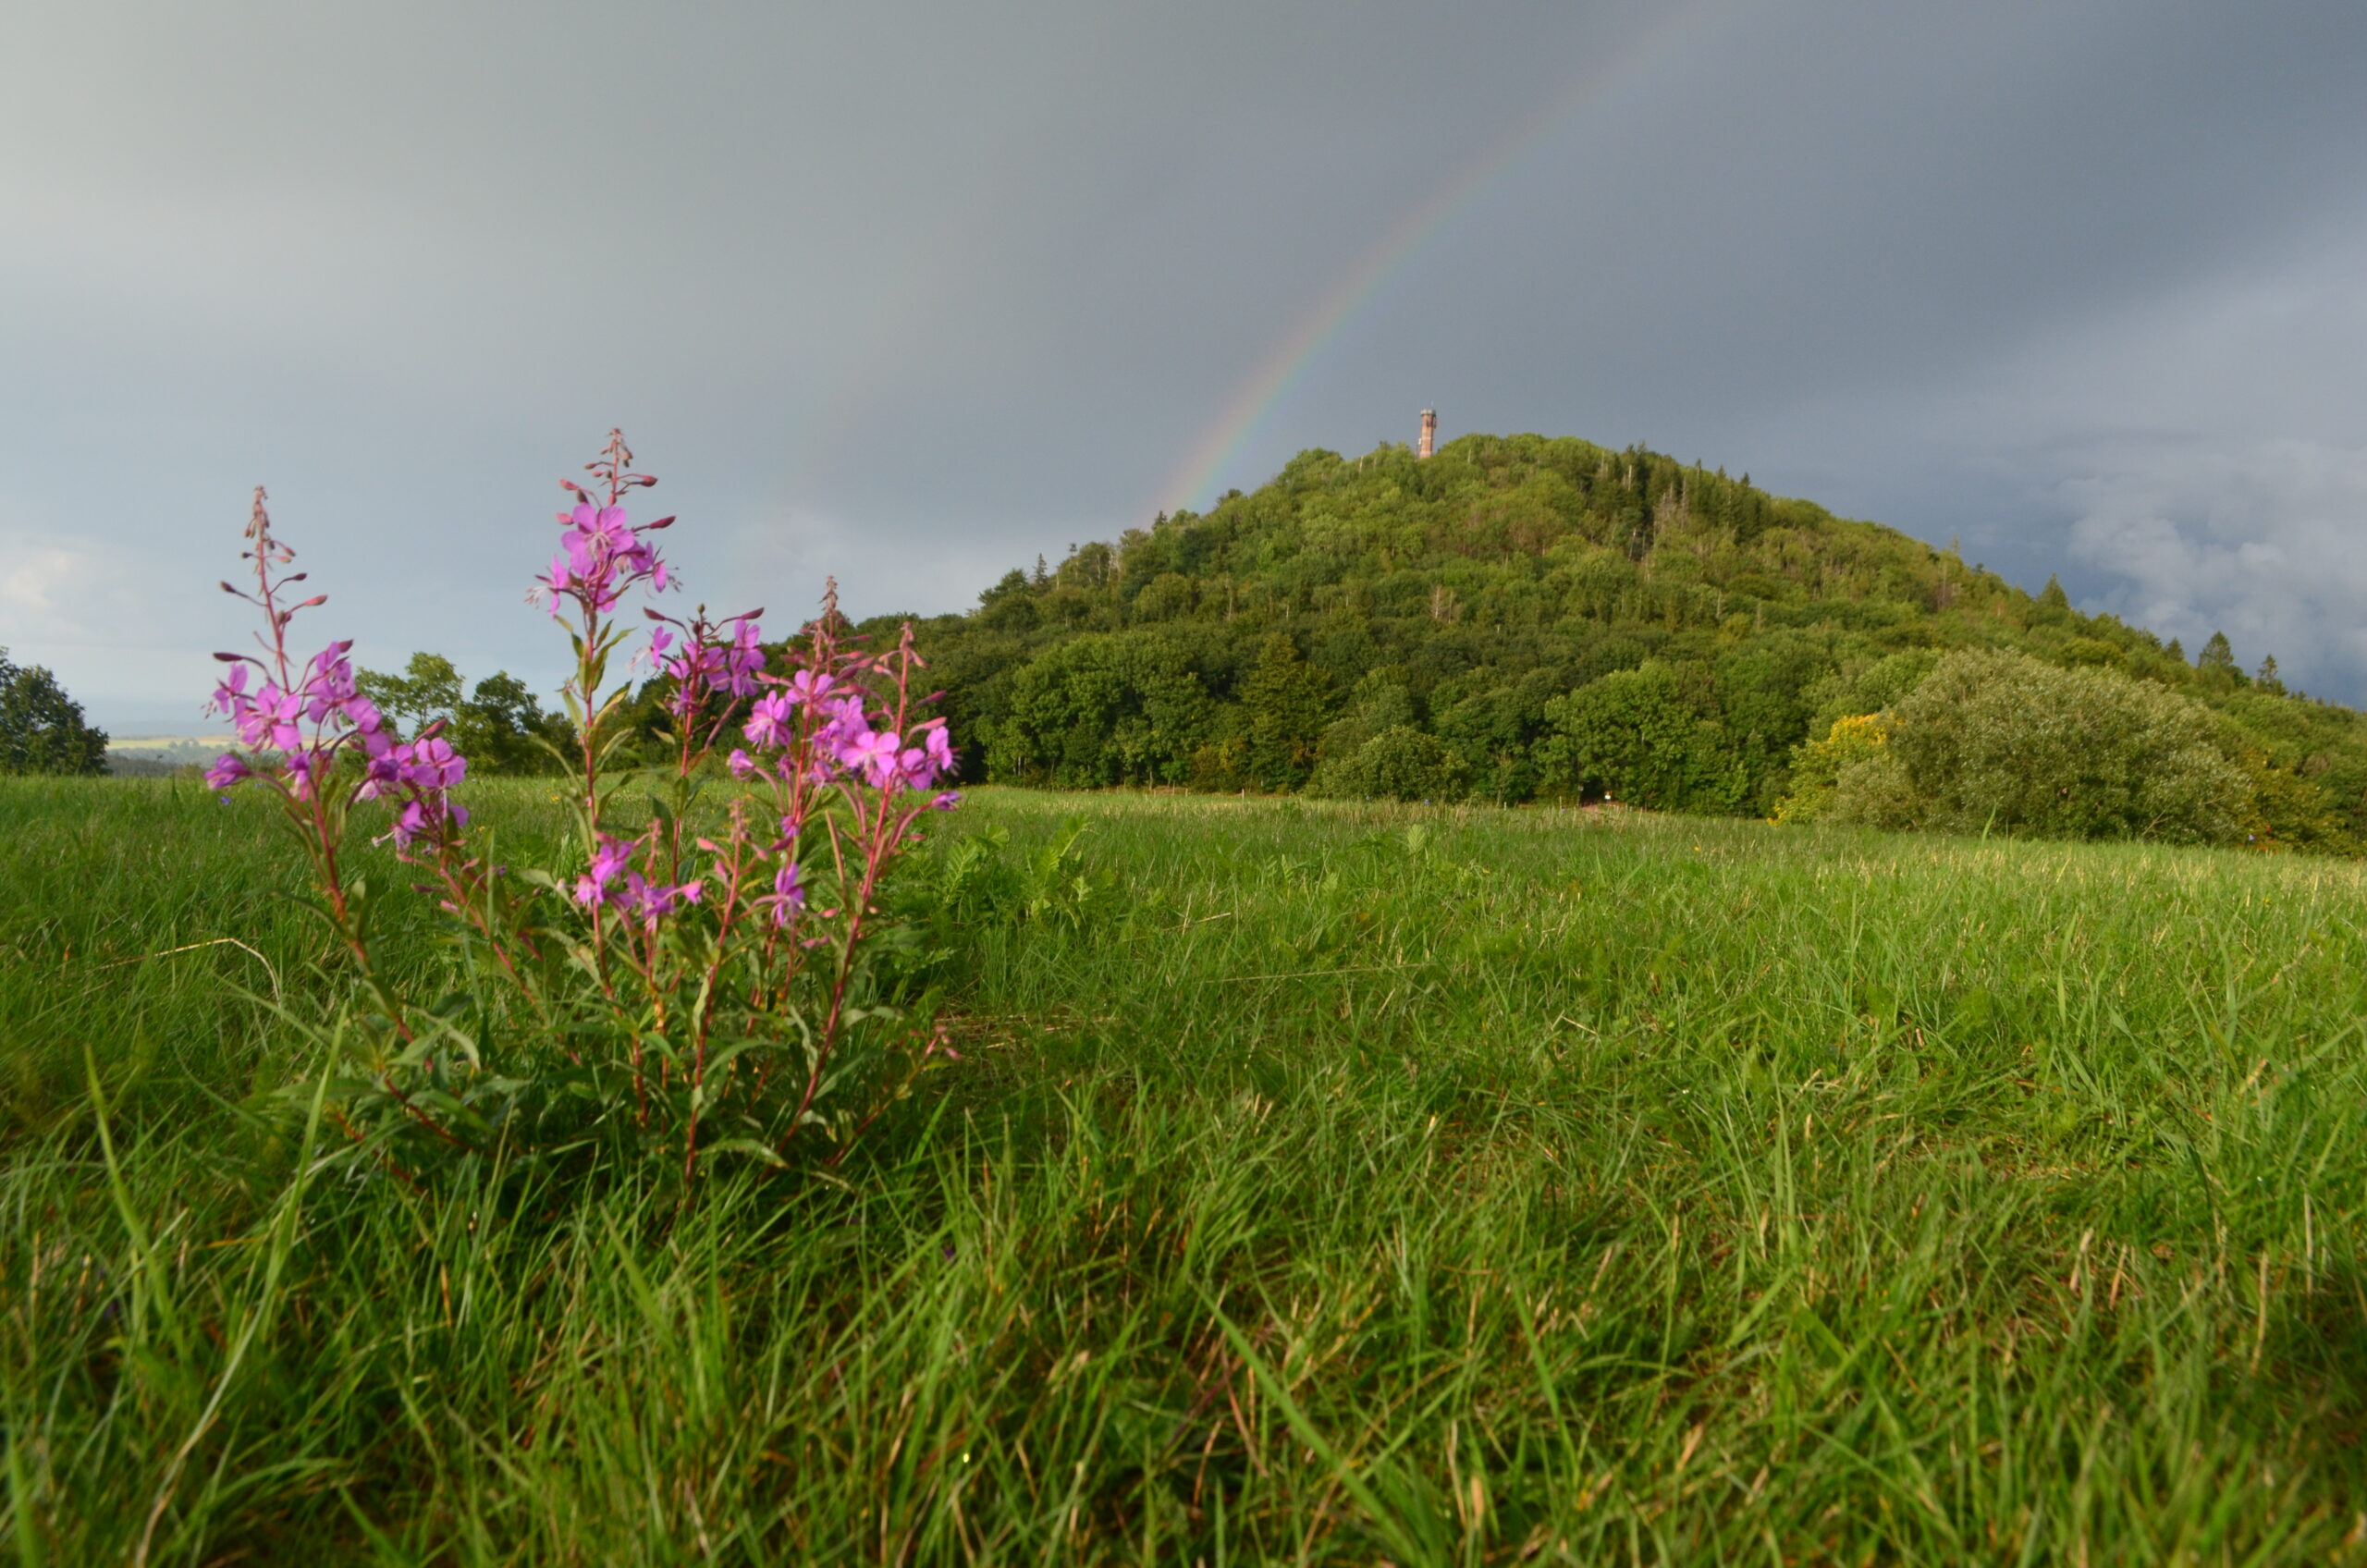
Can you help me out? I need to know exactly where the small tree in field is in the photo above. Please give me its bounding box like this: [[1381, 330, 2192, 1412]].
[[0, 648, 107, 775]]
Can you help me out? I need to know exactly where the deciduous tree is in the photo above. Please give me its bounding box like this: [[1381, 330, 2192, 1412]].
[[0, 648, 106, 776]]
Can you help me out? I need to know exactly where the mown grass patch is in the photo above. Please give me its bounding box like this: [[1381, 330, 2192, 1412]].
[[5, 778, 2365, 1562]]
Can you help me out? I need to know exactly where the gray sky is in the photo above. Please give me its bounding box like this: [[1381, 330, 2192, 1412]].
[[6, 0, 2367, 730]]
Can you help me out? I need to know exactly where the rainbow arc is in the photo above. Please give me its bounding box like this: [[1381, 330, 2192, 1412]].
[[1155, 0, 1735, 518]]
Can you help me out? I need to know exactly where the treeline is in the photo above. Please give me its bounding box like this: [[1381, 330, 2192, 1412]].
[[861, 433, 2367, 851], [356, 654, 574, 775]]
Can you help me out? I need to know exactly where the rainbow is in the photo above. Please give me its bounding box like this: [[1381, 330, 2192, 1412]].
[[1154, 0, 1735, 518]]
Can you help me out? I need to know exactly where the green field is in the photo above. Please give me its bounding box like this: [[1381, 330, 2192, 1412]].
[[5, 778, 2365, 1562]]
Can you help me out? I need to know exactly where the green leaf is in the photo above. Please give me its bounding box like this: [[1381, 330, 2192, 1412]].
[[698, 1138, 786, 1168]]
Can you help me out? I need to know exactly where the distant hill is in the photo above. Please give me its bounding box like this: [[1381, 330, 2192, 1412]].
[[104, 737, 235, 778], [875, 433, 2367, 849]]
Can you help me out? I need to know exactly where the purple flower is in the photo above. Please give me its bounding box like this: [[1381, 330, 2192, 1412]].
[[357, 753, 400, 801], [300, 644, 358, 721], [838, 728, 901, 787], [727, 747, 760, 779], [204, 753, 251, 790], [239, 683, 303, 752], [210, 663, 251, 715], [663, 657, 711, 717], [567, 503, 632, 560], [284, 748, 332, 801], [764, 859, 804, 926], [743, 691, 794, 751], [398, 736, 466, 791], [816, 694, 869, 747], [573, 835, 634, 906], [931, 790, 962, 812], [590, 836, 632, 883], [614, 871, 654, 915], [542, 501, 668, 618], [716, 617, 766, 697], [387, 796, 468, 851], [614, 870, 705, 930], [895, 745, 937, 790], [344, 695, 390, 748], [656, 617, 766, 710], [783, 668, 836, 707]]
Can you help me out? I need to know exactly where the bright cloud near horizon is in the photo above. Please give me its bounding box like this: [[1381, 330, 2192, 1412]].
[[5, 0, 2366, 730]]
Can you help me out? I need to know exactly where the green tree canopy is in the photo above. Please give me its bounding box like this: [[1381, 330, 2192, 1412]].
[[1537, 662, 1743, 812], [357, 654, 570, 775], [0, 648, 106, 776], [358, 653, 463, 733], [1239, 634, 1331, 791], [983, 630, 1217, 789]]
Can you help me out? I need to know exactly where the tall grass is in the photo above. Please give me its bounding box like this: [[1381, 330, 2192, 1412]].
[[5, 777, 2364, 1562]]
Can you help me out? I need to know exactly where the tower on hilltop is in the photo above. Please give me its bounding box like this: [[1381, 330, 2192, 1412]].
[[1417, 408, 1437, 459]]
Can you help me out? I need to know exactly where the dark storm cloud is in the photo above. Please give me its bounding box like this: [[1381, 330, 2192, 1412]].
[[3, 0, 2365, 725]]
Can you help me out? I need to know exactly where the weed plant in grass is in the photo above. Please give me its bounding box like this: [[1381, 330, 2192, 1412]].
[[5, 776, 2367, 1562]]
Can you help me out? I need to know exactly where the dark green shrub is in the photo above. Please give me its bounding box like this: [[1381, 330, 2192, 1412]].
[[1309, 724, 1466, 801]]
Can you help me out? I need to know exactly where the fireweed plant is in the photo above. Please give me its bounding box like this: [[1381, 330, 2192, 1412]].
[[209, 432, 962, 1187]]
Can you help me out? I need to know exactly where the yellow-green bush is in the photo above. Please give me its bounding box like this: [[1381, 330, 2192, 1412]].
[[1773, 711, 1900, 825]]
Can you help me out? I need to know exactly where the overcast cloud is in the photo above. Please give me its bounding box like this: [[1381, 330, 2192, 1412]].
[[5, 0, 2365, 729]]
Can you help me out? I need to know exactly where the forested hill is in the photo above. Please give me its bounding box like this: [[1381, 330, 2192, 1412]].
[[874, 433, 2367, 848]]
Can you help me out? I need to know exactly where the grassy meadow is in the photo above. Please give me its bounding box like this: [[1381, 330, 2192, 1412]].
[[5, 776, 2366, 1562]]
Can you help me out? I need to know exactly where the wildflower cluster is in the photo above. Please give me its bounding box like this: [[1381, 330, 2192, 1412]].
[[728, 680, 958, 797], [206, 491, 472, 980], [655, 614, 765, 716], [207, 431, 963, 1188], [541, 491, 669, 615]]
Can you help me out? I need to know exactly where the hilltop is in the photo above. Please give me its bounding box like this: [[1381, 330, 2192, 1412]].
[[881, 433, 2366, 847]]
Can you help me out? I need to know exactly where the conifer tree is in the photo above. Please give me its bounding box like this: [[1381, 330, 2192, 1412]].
[[1240, 635, 1331, 791]]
